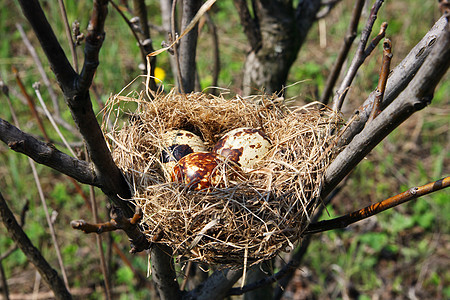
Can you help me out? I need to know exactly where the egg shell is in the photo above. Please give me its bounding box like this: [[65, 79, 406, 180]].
[[161, 130, 207, 180], [172, 152, 223, 190], [213, 127, 271, 172]]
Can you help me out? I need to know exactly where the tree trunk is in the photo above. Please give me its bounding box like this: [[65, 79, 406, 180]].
[[241, 0, 321, 96]]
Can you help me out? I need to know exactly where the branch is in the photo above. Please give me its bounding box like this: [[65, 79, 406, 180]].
[[77, 0, 108, 91], [71, 206, 151, 253], [324, 17, 450, 197], [332, 0, 386, 112], [233, 0, 261, 50], [179, 0, 202, 92], [306, 176, 450, 234], [16, 23, 61, 116], [186, 268, 243, 300], [338, 15, 448, 147], [320, 0, 365, 104], [17, 0, 133, 214], [152, 244, 183, 300], [0, 118, 99, 187], [0, 192, 72, 300], [368, 38, 392, 121]]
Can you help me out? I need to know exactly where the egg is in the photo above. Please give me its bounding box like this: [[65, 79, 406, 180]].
[[172, 152, 223, 190], [213, 127, 271, 172], [161, 130, 206, 180]]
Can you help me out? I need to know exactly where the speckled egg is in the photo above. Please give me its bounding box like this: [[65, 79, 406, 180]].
[[213, 127, 271, 172], [161, 130, 207, 179], [172, 152, 223, 190]]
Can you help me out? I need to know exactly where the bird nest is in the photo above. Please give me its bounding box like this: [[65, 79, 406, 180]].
[[103, 89, 343, 266]]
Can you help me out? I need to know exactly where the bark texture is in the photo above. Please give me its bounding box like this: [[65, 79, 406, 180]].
[[237, 0, 322, 95]]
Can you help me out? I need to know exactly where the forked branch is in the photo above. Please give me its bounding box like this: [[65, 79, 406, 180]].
[[71, 206, 151, 254], [332, 0, 386, 112]]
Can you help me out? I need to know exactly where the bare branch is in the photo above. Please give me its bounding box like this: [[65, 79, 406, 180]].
[[0, 191, 72, 300], [338, 16, 448, 146], [71, 206, 151, 254], [179, 0, 202, 92], [368, 38, 392, 121], [305, 176, 450, 234], [77, 0, 108, 91], [58, 0, 79, 72], [16, 23, 61, 116], [0, 118, 99, 187], [17, 0, 133, 213], [205, 13, 221, 95], [11, 67, 50, 142], [320, 0, 365, 104], [324, 17, 450, 197], [332, 0, 385, 112]]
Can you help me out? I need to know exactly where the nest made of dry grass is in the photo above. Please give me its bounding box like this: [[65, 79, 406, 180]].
[[104, 89, 342, 266]]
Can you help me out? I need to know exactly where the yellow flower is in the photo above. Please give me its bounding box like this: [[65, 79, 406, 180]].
[[154, 67, 166, 83]]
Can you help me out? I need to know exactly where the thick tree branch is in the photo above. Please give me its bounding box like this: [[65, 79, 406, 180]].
[[324, 17, 450, 197], [186, 268, 243, 300], [338, 15, 448, 146], [233, 0, 261, 50], [179, 0, 202, 92], [152, 244, 182, 300], [0, 192, 72, 300], [0, 118, 98, 186]]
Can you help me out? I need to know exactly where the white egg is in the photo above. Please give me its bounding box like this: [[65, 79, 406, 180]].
[[161, 129, 206, 180], [213, 127, 271, 172]]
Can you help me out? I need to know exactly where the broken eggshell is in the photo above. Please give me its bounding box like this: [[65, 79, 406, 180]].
[[172, 152, 223, 190], [213, 127, 271, 172], [161, 129, 206, 180]]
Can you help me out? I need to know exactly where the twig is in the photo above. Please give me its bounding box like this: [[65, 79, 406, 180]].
[[324, 17, 450, 198], [15, 23, 61, 116], [332, 0, 386, 112], [337, 15, 448, 147], [171, 0, 185, 92], [0, 192, 72, 299], [2, 77, 78, 135], [11, 67, 50, 142], [33, 83, 76, 157], [89, 185, 112, 300], [204, 13, 220, 95], [132, 0, 157, 87], [0, 252, 9, 300], [305, 176, 450, 234], [57, 0, 78, 72], [71, 206, 151, 254], [368, 38, 392, 122], [5, 95, 70, 291], [109, 0, 156, 90], [320, 0, 365, 104]]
